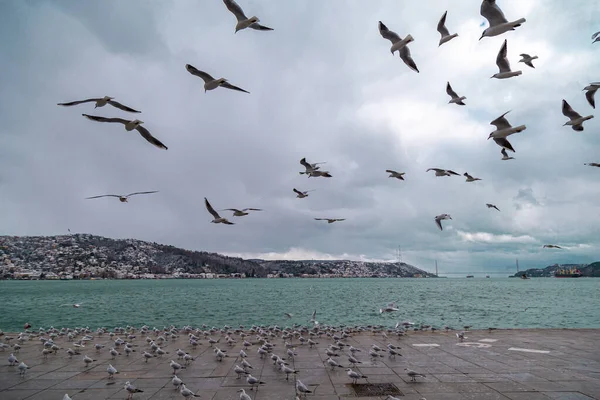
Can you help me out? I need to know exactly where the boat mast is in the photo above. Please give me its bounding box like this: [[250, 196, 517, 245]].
[[435, 260, 438, 277], [516, 258, 519, 272]]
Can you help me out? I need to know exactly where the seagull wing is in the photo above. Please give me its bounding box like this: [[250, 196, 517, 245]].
[[249, 23, 274, 31], [437, 11, 450, 37], [82, 114, 130, 124], [336, 219, 346, 222], [446, 82, 459, 99], [205, 198, 221, 219], [125, 191, 159, 198], [243, 208, 262, 211], [220, 81, 250, 93], [493, 137, 515, 152], [57, 98, 101, 107], [107, 100, 141, 113], [435, 217, 443, 231], [314, 218, 326, 221], [592, 31, 600, 40], [427, 168, 443, 173], [185, 64, 215, 83], [446, 170, 460, 176], [223, 0, 248, 22], [386, 169, 398, 174], [496, 39, 511, 73], [490, 110, 512, 130], [464, 173, 474, 180], [378, 21, 401, 44], [135, 125, 168, 150], [562, 99, 582, 120], [300, 158, 313, 170], [480, 0, 508, 27], [85, 195, 121, 199], [293, 188, 303, 195], [400, 46, 419, 73], [585, 88, 597, 109]]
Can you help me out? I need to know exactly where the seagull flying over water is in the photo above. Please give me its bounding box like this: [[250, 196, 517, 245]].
[[315, 218, 345, 224], [378, 21, 419, 73], [434, 214, 452, 231], [386, 170, 406, 180], [583, 82, 600, 109], [85, 192, 158, 203], [82, 114, 167, 150], [221, 208, 263, 217], [492, 39, 522, 79], [427, 168, 459, 177], [293, 188, 315, 198], [463, 173, 482, 182], [487, 110, 526, 139], [186, 64, 249, 94], [562, 99, 594, 131], [486, 203, 500, 211], [205, 198, 234, 225], [222, 0, 273, 33], [479, 0, 526, 40], [437, 11, 458, 46], [380, 302, 399, 314], [501, 148, 515, 160], [446, 82, 466, 105], [58, 96, 140, 113], [518, 54, 538, 68]]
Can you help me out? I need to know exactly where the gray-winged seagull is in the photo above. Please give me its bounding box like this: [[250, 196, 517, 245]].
[[223, 0, 273, 32], [434, 214, 452, 231], [222, 208, 263, 217], [487, 110, 526, 139], [386, 170, 406, 180], [562, 99, 594, 131], [85, 191, 158, 203], [378, 21, 419, 73], [58, 96, 140, 113], [486, 203, 500, 211], [446, 82, 466, 105], [519, 54, 538, 68], [186, 64, 249, 93], [492, 39, 522, 79], [583, 82, 600, 109], [315, 218, 345, 224], [479, 0, 526, 40], [82, 114, 167, 150], [463, 173, 481, 182], [205, 198, 235, 225], [427, 168, 460, 177], [293, 188, 315, 198], [437, 11, 458, 46]]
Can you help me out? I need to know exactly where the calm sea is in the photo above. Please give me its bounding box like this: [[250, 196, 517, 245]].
[[0, 278, 598, 332]]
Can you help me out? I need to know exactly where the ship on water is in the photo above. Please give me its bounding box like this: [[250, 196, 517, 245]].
[[554, 267, 583, 278]]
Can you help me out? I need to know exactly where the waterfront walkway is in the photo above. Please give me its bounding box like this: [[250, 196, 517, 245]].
[[1, 328, 599, 399]]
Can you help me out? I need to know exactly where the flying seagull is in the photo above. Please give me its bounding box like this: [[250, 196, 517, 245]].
[[492, 39, 522, 79], [486, 203, 500, 211], [299, 158, 326, 175], [518, 54, 538, 68], [205, 198, 234, 225], [446, 82, 466, 105], [85, 191, 158, 202], [222, 0, 273, 33], [386, 170, 406, 180], [585, 163, 600, 167], [427, 168, 459, 177], [479, 0, 526, 40], [293, 188, 315, 198], [315, 218, 345, 224], [463, 173, 482, 182], [487, 110, 526, 139], [58, 96, 140, 113], [222, 208, 263, 217], [493, 137, 516, 153], [81, 114, 167, 150], [583, 82, 600, 109], [378, 21, 419, 73], [434, 214, 452, 231], [543, 244, 562, 249], [186, 64, 249, 93], [501, 148, 515, 160], [437, 11, 458, 46], [592, 31, 600, 43], [562, 99, 594, 131]]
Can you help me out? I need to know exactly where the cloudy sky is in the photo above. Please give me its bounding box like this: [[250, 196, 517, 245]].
[[1, 0, 599, 274]]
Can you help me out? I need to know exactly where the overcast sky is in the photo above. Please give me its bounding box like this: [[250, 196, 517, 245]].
[[1, 0, 599, 274]]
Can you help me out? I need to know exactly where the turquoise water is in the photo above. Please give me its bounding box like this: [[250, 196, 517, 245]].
[[0, 278, 599, 332]]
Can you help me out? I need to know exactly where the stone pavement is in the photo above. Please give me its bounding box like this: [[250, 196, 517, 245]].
[[1, 328, 599, 400]]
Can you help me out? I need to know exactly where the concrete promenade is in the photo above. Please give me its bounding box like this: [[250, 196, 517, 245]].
[[1, 328, 599, 400]]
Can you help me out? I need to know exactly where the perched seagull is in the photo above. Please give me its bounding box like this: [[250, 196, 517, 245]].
[[493, 137, 516, 153], [519, 54, 538, 68], [63, 395, 72, 400], [584, 162, 600, 167], [172, 375, 183, 389], [314, 218, 345, 224], [543, 244, 563, 249], [427, 168, 460, 177], [405, 368, 427, 382], [85, 191, 158, 203], [488, 111, 526, 140], [377, 20, 414, 55], [463, 173, 482, 182], [246, 374, 265, 390], [386, 170, 406, 180], [81, 114, 167, 150], [205, 198, 234, 225], [446, 82, 466, 105], [492, 39, 522, 79], [107, 364, 119, 379], [57, 96, 140, 113], [583, 82, 600, 109], [124, 381, 143, 400], [479, 0, 526, 40], [434, 214, 452, 231], [501, 148, 515, 160], [437, 11, 458, 46], [238, 389, 253, 400], [296, 380, 312, 397], [562, 99, 594, 131], [293, 188, 315, 198], [180, 384, 200, 398], [346, 368, 368, 384], [592, 31, 600, 43], [222, 208, 262, 217], [222, 0, 273, 33], [486, 203, 500, 211], [378, 21, 419, 73], [186, 64, 249, 94]]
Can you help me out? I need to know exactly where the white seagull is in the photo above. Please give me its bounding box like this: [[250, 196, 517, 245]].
[[378, 21, 419, 73], [186, 64, 249, 93], [562, 99, 594, 131], [518, 54, 538, 68], [85, 192, 158, 203], [463, 173, 482, 182], [386, 170, 406, 180], [479, 0, 526, 40], [346, 368, 368, 384], [437, 11, 458, 46], [446, 82, 466, 105], [380, 302, 399, 314], [81, 114, 167, 150], [223, 0, 273, 33], [583, 82, 600, 109], [205, 198, 234, 225], [487, 110, 526, 139], [427, 168, 460, 177], [58, 96, 140, 113], [293, 188, 315, 198], [492, 39, 522, 79], [434, 214, 452, 231], [315, 218, 345, 224], [405, 368, 427, 382]]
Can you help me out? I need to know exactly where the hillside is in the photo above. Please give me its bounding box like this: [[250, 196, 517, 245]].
[[512, 263, 600, 278], [0, 234, 433, 279]]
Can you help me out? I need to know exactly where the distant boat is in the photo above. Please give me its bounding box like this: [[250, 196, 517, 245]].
[[554, 268, 583, 278], [466, 275, 474, 278]]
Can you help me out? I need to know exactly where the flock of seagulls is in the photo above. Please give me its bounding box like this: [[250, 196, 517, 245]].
[[53, 0, 598, 252]]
